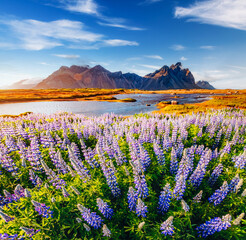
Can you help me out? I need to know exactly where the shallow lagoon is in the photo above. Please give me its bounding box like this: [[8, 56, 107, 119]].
[[0, 93, 211, 116]]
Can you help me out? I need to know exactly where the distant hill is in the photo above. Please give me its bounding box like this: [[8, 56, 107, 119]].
[[6, 63, 215, 90], [6, 78, 43, 89], [36, 62, 204, 90], [196, 80, 215, 90]]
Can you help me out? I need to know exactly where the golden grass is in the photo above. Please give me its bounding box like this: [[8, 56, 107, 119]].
[[155, 93, 246, 115]]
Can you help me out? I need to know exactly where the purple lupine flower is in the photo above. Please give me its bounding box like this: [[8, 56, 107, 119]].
[[157, 183, 172, 214], [77, 204, 103, 229], [208, 164, 223, 186], [136, 198, 148, 218], [193, 190, 203, 203], [20, 227, 40, 238], [160, 216, 174, 236], [62, 186, 70, 198], [196, 214, 231, 238], [228, 174, 240, 193], [127, 187, 138, 211], [14, 184, 25, 199], [97, 198, 114, 219], [29, 169, 41, 186], [170, 147, 178, 175], [41, 160, 66, 189], [0, 211, 14, 222], [0, 233, 22, 239], [232, 150, 246, 169], [31, 200, 53, 218], [102, 224, 111, 237], [208, 181, 229, 206], [24, 189, 31, 198], [96, 148, 121, 197], [173, 174, 187, 200], [153, 141, 165, 165]]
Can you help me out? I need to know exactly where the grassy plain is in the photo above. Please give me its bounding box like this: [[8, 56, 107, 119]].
[[1, 88, 246, 116]]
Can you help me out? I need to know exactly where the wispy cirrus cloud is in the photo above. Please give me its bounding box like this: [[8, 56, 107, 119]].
[[0, 18, 139, 50], [144, 55, 163, 60], [53, 54, 80, 59], [138, 64, 161, 69], [103, 39, 139, 47], [97, 22, 145, 31], [139, 0, 163, 6], [175, 0, 246, 31], [200, 45, 216, 50], [171, 44, 185, 51], [59, 0, 144, 31]]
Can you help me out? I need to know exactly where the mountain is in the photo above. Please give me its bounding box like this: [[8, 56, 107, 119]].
[[196, 80, 215, 90], [142, 62, 198, 90], [6, 78, 43, 89], [35, 62, 204, 90]]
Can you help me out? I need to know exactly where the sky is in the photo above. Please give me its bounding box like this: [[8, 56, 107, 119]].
[[1, 0, 246, 89]]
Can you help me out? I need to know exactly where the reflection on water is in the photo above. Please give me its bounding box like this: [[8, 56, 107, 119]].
[[0, 93, 212, 116]]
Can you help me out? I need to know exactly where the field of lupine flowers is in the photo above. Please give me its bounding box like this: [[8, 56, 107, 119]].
[[0, 109, 246, 239]]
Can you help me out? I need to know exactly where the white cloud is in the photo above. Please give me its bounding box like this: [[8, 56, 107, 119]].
[[144, 55, 163, 60], [53, 54, 80, 59], [60, 0, 143, 31], [200, 45, 215, 50], [63, 0, 99, 15], [97, 22, 145, 31], [103, 39, 139, 47], [0, 18, 138, 50], [171, 44, 185, 51], [1, 19, 103, 50], [180, 56, 188, 61], [138, 64, 161, 70], [175, 0, 246, 31]]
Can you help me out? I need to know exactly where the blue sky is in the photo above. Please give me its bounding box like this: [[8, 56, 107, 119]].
[[1, 0, 246, 89]]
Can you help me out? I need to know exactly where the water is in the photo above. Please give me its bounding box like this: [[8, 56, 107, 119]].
[[0, 93, 212, 116]]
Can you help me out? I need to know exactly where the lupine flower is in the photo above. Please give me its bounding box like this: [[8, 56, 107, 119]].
[[208, 164, 223, 186], [193, 190, 203, 203], [170, 148, 178, 175], [138, 222, 145, 230], [24, 189, 31, 198], [196, 214, 231, 238], [31, 200, 53, 218], [136, 198, 148, 218], [208, 181, 229, 206], [228, 174, 240, 193], [0, 233, 21, 239], [235, 179, 243, 193], [20, 227, 40, 237], [71, 186, 80, 195], [62, 186, 70, 198], [181, 199, 190, 212], [77, 204, 103, 229], [233, 213, 245, 225], [102, 224, 111, 237], [97, 198, 114, 219], [127, 187, 138, 211], [157, 183, 172, 214], [0, 211, 14, 222], [173, 174, 187, 200], [241, 188, 246, 197], [160, 216, 174, 236], [83, 223, 91, 232]]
